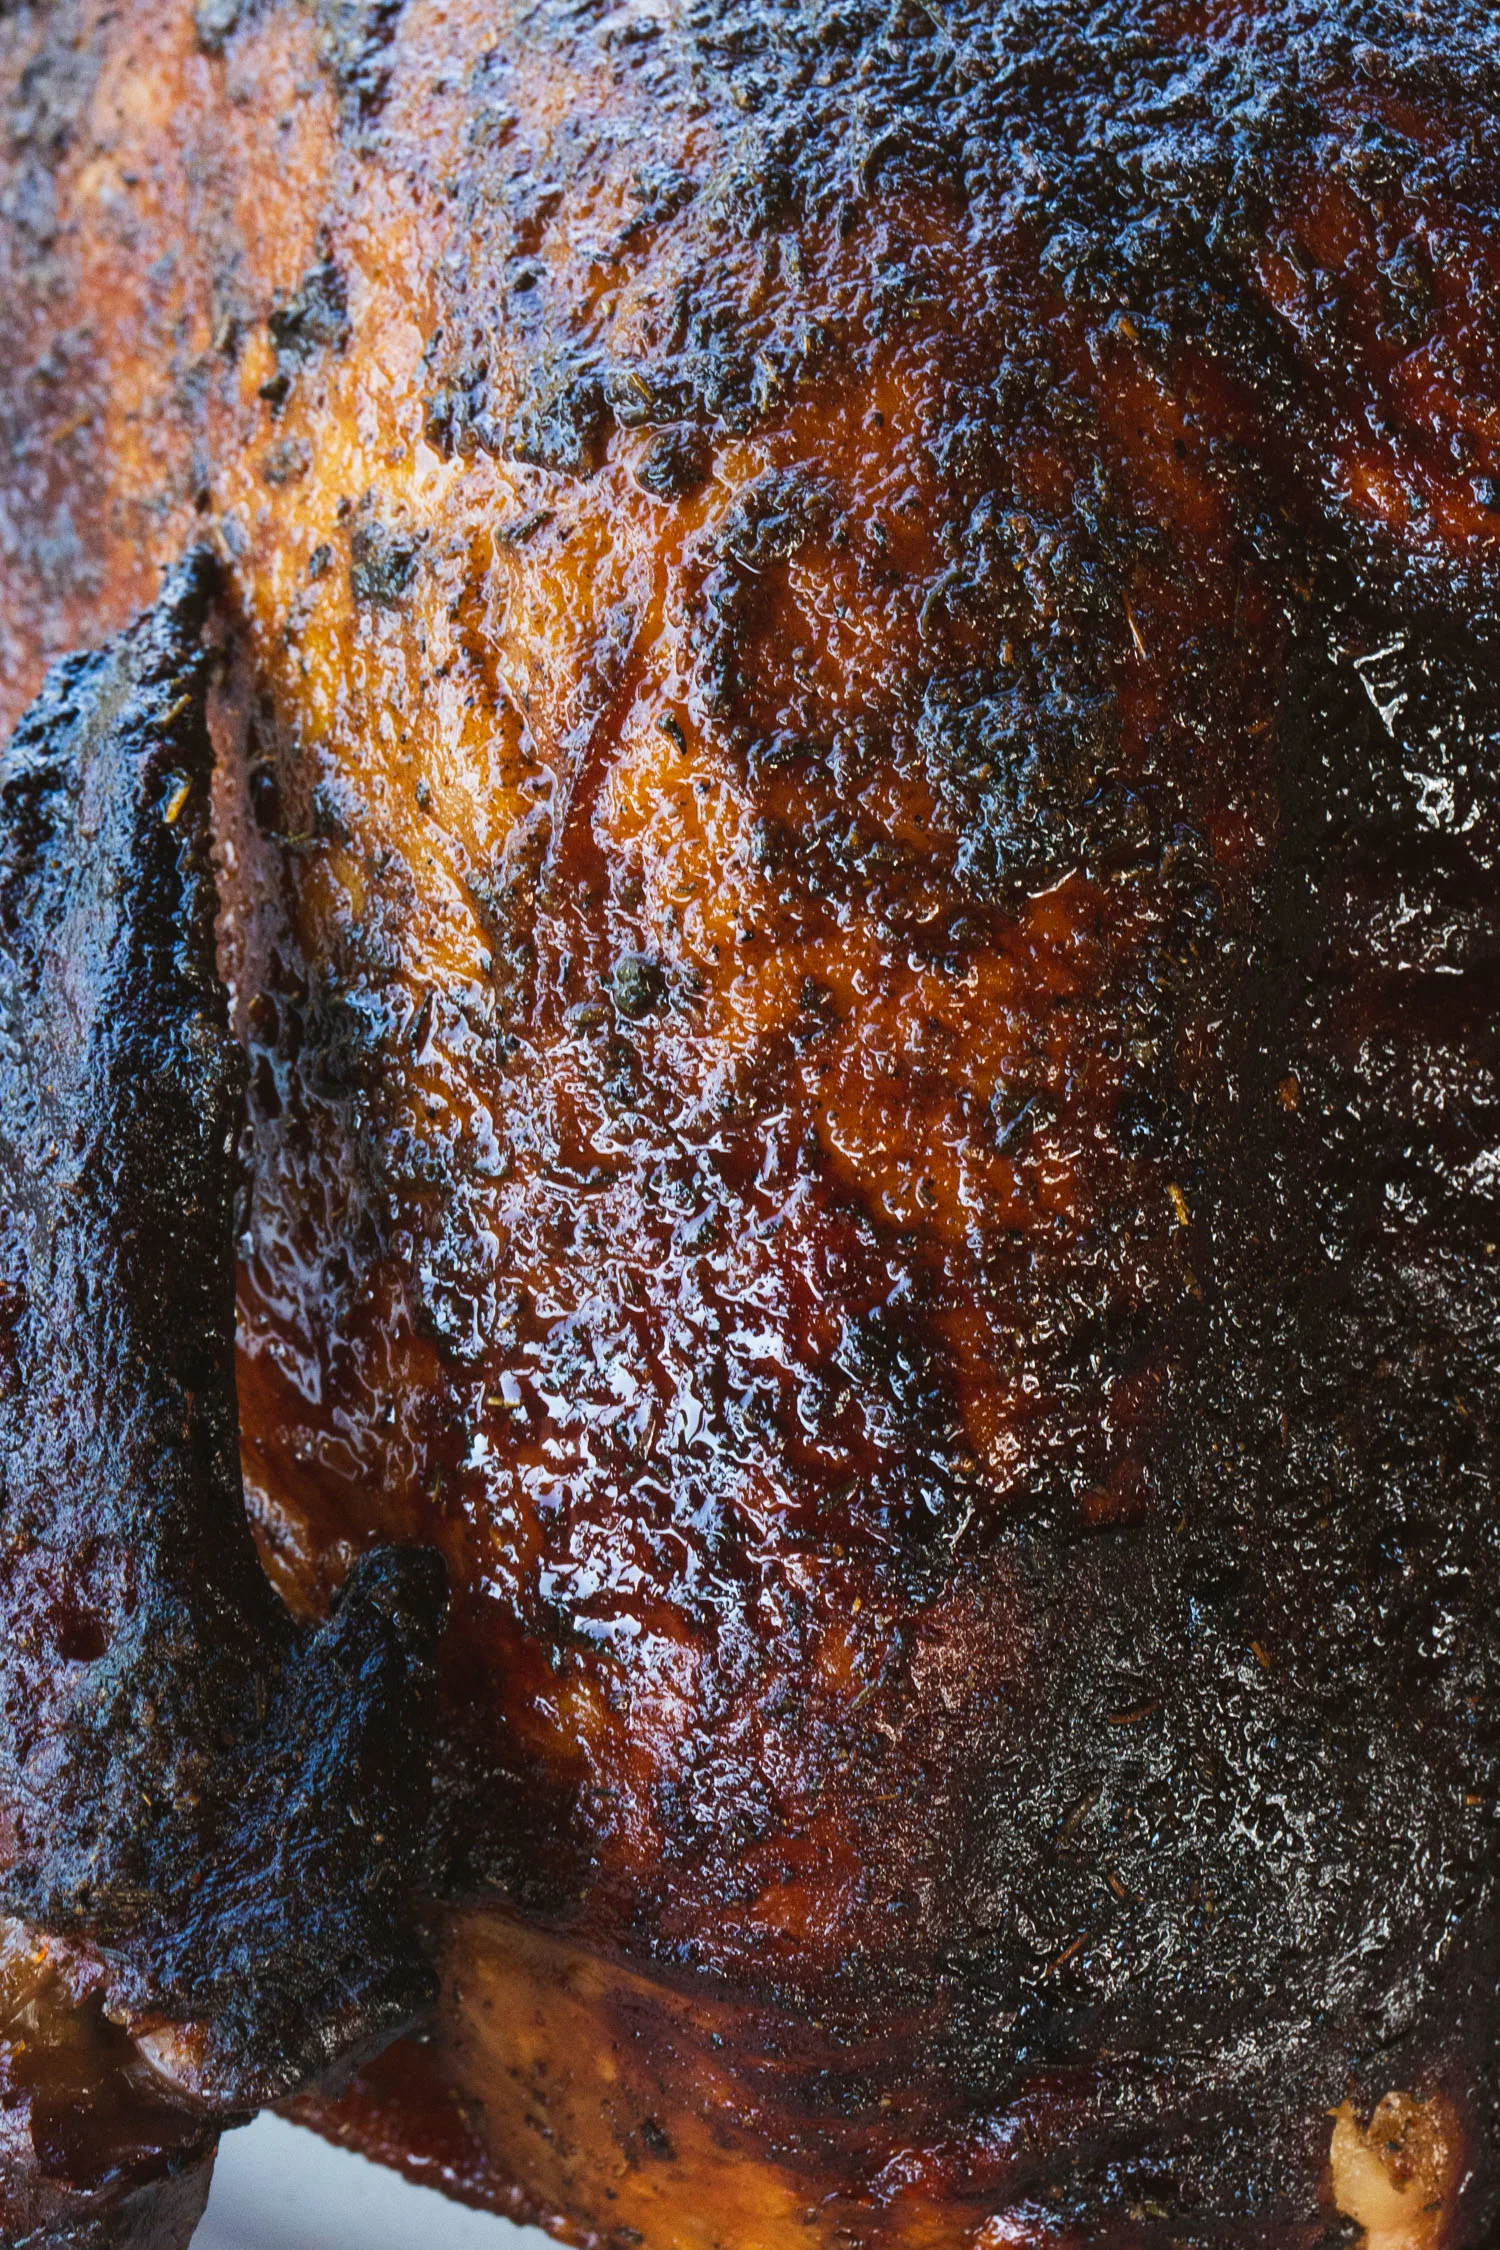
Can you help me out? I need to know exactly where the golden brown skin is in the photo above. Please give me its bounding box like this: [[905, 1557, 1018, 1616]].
[[5, 0, 1500, 2241]]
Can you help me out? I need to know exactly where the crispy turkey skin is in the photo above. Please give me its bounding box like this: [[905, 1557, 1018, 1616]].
[[0, 559, 446, 2244], [3, 0, 1500, 2242]]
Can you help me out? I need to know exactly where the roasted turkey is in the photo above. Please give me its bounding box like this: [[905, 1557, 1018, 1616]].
[[1, 0, 1500, 2243]]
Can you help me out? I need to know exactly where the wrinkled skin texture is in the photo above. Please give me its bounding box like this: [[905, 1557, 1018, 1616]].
[[4, 0, 1500, 2243], [0, 559, 446, 2241]]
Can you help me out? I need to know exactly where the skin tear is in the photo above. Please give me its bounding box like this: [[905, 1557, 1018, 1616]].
[[1330, 2092, 1461, 2250]]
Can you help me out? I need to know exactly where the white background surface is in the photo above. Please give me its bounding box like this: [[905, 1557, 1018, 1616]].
[[196, 2112, 550, 2249]]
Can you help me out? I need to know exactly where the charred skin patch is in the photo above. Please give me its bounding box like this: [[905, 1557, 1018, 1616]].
[[0, 561, 446, 2238]]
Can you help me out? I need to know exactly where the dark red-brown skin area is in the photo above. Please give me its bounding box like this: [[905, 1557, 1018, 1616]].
[[5, 0, 1500, 2242]]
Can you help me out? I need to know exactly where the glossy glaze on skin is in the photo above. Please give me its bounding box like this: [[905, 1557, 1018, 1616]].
[[3, 0, 1500, 2243]]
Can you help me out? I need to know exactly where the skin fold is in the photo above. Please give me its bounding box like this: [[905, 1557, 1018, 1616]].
[[2, 0, 1500, 2243], [0, 557, 445, 2243]]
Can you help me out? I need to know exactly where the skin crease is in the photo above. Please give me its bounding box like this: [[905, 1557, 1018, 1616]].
[[0, 555, 446, 2243], [3, 0, 1500, 2244]]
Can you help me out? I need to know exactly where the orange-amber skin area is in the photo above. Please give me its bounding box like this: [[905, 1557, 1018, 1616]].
[[5, 0, 1500, 2242]]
